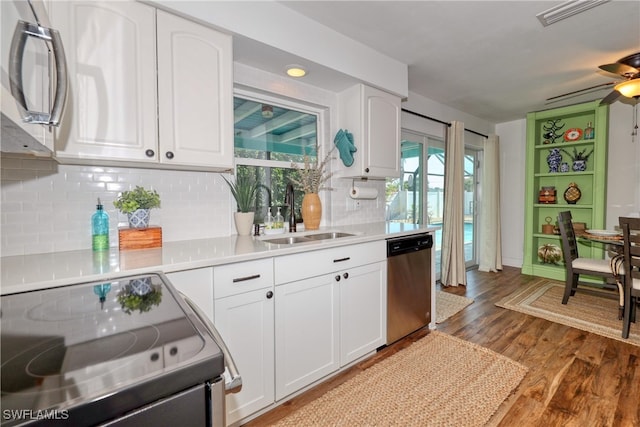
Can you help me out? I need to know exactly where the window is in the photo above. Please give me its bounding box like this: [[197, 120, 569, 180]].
[[233, 94, 320, 223]]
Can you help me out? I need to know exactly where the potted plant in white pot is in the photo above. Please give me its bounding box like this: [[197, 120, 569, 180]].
[[113, 186, 161, 229], [223, 175, 259, 236]]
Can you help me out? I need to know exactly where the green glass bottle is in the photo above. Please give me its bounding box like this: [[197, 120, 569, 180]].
[[92, 198, 110, 251]]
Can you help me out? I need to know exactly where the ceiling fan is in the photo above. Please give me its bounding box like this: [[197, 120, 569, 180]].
[[547, 52, 640, 105], [598, 52, 640, 105]]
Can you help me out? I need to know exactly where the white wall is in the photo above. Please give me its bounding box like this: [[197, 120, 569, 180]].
[[605, 102, 640, 227], [494, 119, 527, 268]]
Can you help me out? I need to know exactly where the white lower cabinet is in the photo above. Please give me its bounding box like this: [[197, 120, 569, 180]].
[[275, 274, 340, 401], [166, 240, 387, 425], [274, 241, 386, 401], [212, 259, 275, 426], [339, 261, 387, 366]]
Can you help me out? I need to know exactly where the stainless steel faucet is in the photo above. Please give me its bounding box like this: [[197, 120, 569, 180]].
[[284, 183, 296, 232]]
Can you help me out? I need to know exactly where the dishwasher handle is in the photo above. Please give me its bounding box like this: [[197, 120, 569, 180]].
[[180, 292, 242, 394]]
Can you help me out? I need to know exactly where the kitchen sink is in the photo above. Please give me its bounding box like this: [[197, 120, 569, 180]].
[[263, 236, 314, 245], [304, 232, 355, 240], [262, 231, 355, 245]]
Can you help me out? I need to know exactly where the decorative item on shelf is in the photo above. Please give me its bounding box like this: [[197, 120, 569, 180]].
[[563, 128, 583, 142], [542, 119, 565, 144], [223, 175, 260, 236], [560, 162, 570, 173], [113, 186, 161, 229], [538, 186, 556, 204], [546, 148, 563, 173], [537, 244, 563, 264], [289, 147, 335, 230], [563, 182, 582, 204], [561, 147, 593, 172], [584, 121, 594, 140], [541, 216, 555, 234], [117, 277, 162, 315]]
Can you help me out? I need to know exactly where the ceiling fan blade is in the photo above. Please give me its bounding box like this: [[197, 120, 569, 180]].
[[546, 81, 615, 101], [599, 62, 639, 77], [599, 89, 621, 105]]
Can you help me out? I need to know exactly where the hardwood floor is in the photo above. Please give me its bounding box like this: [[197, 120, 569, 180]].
[[244, 266, 640, 426]]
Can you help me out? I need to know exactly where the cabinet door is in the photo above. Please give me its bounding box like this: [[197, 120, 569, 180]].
[[166, 268, 214, 322], [338, 84, 400, 178], [215, 289, 274, 426], [156, 10, 233, 169], [364, 86, 401, 178], [339, 261, 387, 366], [50, 1, 158, 162], [275, 274, 339, 400]]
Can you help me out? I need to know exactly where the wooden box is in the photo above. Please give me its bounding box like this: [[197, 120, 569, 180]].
[[119, 226, 162, 250]]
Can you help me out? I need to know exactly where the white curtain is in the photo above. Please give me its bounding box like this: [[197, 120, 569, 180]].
[[479, 134, 503, 272], [441, 121, 467, 287]]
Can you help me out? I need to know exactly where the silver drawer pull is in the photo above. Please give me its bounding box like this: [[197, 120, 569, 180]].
[[333, 257, 351, 263], [232, 274, 261, 283]]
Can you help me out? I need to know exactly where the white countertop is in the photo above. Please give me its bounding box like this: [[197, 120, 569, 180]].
[[1, 222, 437, 295]]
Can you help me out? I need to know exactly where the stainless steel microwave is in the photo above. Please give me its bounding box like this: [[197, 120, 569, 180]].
[[1, 0, 67, 156]]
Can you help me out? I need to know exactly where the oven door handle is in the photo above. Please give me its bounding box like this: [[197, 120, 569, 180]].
[[180, 292, 242, 394]]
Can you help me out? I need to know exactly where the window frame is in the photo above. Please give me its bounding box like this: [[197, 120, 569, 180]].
[[233, 88, 328, 170]]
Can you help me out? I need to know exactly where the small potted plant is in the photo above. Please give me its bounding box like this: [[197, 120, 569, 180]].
[[223, 175, 260, 236], [113, 186, 161, 228]]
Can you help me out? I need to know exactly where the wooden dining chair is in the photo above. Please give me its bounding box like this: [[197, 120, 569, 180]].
[[557, 211, 622, 316], [619, 216, 640, 339]]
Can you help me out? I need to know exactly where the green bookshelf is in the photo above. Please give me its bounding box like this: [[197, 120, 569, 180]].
[[522, 100, 609, 280]]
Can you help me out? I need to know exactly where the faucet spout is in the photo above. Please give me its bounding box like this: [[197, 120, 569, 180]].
[[285, 183, 296, 232]]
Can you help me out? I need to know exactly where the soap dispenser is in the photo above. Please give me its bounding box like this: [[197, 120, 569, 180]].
[[265, 208, 274, 232], [92, 198, 110, 251], [275, 207, 285, 232]]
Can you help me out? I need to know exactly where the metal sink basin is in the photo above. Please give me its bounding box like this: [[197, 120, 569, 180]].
[[263, 236, 313, 245], [304, 232, 355, 240], [262, 231, 355, 245]]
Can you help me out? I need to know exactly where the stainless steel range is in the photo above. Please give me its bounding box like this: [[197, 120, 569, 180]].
[[1, 272, 240, 426]]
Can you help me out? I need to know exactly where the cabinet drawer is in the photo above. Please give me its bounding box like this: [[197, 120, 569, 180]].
[[214, 258, 273, 299], [274, 240, 385, 285]]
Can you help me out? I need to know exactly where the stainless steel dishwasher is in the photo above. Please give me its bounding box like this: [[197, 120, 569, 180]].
[[386, 233, 433, 345]]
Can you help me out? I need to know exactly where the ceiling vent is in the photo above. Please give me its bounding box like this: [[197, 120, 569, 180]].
[[536, 0, 610, 27]]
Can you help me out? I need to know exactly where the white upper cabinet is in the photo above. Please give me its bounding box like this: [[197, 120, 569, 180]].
[[156, 10, 233, 169], [50, 1, 233, 171], [338, 84, 401, 179], [50, 1, 158, 163]]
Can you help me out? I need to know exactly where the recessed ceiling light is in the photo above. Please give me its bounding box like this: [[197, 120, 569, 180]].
[[536, 0, 610, 27], [286, 65, 307, 78]]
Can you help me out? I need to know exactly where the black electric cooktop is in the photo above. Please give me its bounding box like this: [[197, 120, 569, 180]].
[[1, 273, 223, 426]]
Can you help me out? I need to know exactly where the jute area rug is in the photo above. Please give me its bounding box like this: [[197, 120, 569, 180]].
[[496, 279, 640, 346], [272, 331, 528, 427], [436, 290, 474, 323]]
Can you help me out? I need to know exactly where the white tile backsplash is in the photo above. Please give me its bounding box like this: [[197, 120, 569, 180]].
[[1, 157, 233, 256], [1, 156, 388, 256]]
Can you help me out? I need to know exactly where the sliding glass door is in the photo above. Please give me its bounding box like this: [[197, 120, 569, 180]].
[[387, 129, 482, 279], [464, 148, 479, 268]]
